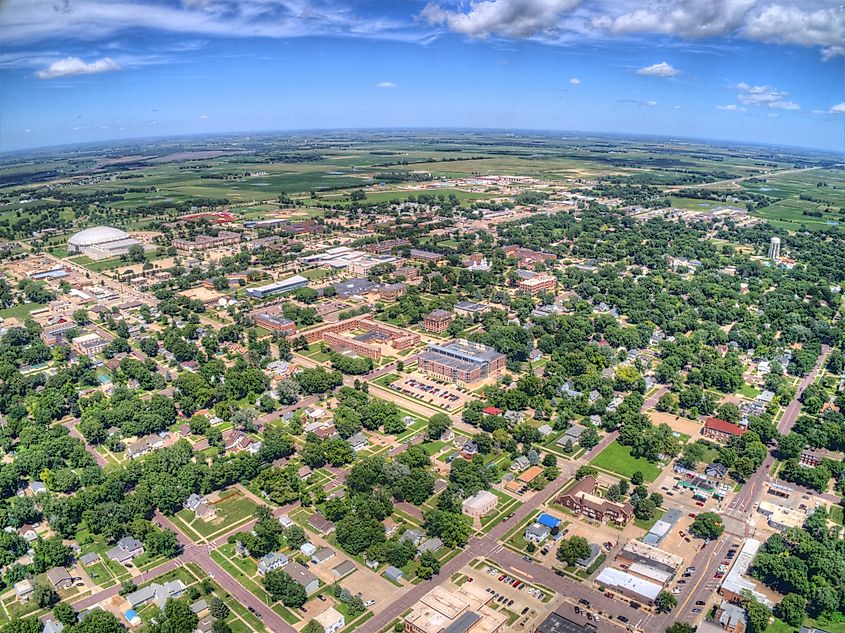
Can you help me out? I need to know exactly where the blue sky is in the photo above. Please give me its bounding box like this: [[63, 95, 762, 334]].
[[1, 0, 843, 153]]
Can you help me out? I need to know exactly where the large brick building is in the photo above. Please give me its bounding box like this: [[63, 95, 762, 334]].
[[423, 309, 455, 333], [703, 418, 747, 443], [298, 316, 419, 362], [419, 339, 506, 385], [557, 476, 633, 525]]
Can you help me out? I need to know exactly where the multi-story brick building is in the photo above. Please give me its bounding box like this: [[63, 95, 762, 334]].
[[557, 476, 633, 525], [703, 418, 747, 443], [418, 339, 506, 385], [423, 309, 455, 333]]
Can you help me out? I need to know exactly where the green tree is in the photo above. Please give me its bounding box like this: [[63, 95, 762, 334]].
[[209, 597, 229, 620], [665, 624, 694, 633], [556, 536, 591, 566], [775, 593, 806, 627], [689, 512, 723, 540], [263, 570, 307, 608], [654, 590, 677, 613]]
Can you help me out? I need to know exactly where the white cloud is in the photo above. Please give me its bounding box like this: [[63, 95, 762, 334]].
[[569, 77, 581, 85], [421, 0, 581, 38], [24, 128, 31, 133], [200, 114, 209, 119], [593, 0, 755, 39], [36, 56, 120, 79], [636, 62, 680, 77], [716, 104, 745, 111], [736, 83, 800, 110], [742, 4, 845, 57], [645, 100, 657, 106], [375, 81, 397, 88], [830, 102, 845, 114]]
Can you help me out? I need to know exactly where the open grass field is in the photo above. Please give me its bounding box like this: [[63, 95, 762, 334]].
[[590, 440, 662, 481], [741, 167, 845, 230], [0, 302, 47, 320]]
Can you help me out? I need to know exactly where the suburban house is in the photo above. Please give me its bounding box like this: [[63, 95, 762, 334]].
[[257, 552, 289, 575], [125, 580, 187, 609], [524, 523, 550, 544], [107, 536, 145, 564], [45, 567, 78, 590], [308, 512, 335, 535], [285, 561, 320, 595], [311, 547, 336, 565]]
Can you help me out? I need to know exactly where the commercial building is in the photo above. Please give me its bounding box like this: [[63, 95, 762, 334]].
[[703, 418, 747, 443], [757, 501, 805, 531], [618, 541, 683, 575], [424, 309, 455, 333], [315, 607, 345, 633], [419, 339, 506, 385], [67, 226, 144, 261], [379, 283, 407, 300], [557, 476, 633, 525], [462, 490, 498, 518], [643, 509, 681, 546], [719, 539, 772, 607], [534, 613, 596, 633], [246, 275, 309, 299], [333, 277, 378, 298], [595, 567, 662, 605], [403, 584, 506, 633]]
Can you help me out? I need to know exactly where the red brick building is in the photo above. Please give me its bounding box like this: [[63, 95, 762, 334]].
[[423, 309, 455, 333], [703, 418, 747, 443], [556, 476, 633, 525]]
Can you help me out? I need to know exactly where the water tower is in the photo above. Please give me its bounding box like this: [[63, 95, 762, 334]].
[[767, 236, 781, 261]]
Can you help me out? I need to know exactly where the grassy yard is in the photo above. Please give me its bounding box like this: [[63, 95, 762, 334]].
[[590, 441, 662, 481], [737, 383, 762, 399], [174, 490, 259, 540], [0, 302, 47, 320]]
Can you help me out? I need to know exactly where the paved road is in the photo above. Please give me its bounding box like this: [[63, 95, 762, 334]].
[[641, 386, 669, 412], [70, 558, 181, 611], [154, 511, 296, 633], [256, 394, 318, 428], [63, 418, 108, 467], [778, 343, 830, 434]]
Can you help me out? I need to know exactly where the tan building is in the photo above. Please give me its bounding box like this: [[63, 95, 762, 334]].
[[517, 273, 557, 296], [462, 490, 498, 519], [404, 585, 506, 633]]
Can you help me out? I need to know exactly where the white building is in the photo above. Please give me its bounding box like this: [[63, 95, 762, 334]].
[[314, 607, 345, 633], [67, 226, 143, 261]]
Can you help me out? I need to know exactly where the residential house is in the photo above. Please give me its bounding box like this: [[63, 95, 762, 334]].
[[332, 560, 356, 579], [384, 566, 404, 583], [107, 536, 145, 564], [311, 547, 336, 565], [417, 538, 442, 555], [257, 552, 289, 575], [45, 567, 78, 590], [524, 523, 550, 545], [308, 512, 335, 535], [125, 580, 187, 609], [315, 607, 345, 633], [286, 561, 320, 595]]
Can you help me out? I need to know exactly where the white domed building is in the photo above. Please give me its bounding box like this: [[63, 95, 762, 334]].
[[67, 226, 143, 261]]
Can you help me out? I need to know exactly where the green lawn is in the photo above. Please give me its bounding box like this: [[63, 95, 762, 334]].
[[737, 383, 763, 399], [590, 441, 662, 481], [0, 302, 47, 320], [830, 505, 844, 526]]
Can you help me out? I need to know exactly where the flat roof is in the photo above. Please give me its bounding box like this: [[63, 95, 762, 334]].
[[595, 567, 662, 600]]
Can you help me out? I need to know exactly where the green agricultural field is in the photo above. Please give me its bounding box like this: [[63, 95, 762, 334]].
[[590, 441, 662, 481]]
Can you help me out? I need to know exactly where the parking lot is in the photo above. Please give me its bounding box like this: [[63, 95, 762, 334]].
[[389, 374, 473, 411]]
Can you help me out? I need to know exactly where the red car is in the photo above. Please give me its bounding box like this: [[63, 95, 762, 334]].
[[695, 501, 705, 507], [688, 513, 697, 518]]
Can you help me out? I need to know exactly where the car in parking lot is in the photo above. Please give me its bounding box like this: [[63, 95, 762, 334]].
[[579, 599, 590, 606], [618, 615, 629, 623], [693, 608, 702, 613], [696, 601, 706, 606]]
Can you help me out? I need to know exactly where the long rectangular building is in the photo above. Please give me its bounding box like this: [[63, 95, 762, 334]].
[[419, 339, 506, 385], [246, 275, 309, 299]]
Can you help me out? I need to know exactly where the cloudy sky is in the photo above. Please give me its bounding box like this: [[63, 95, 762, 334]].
[[0, 0, 843, 152]]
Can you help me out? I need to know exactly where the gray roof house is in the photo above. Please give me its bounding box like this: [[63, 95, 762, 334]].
[[524, 523, 550, 544], [107, 536, 145, 564], [257, 552, 289, 575], [79, 552, 100, 567], [400, 529, 425, 546], [311, 547, 336, 565], [125, 580, 187, 609], [286, 561, 320, 595], [417, 538, 443, 555], [332, 560, 356, 579], [384, 566, 404, 583]]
